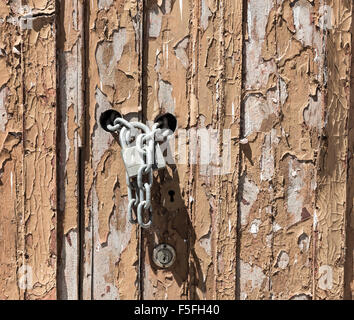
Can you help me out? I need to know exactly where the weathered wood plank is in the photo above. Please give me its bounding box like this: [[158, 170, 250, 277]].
[[315, 0, 352, 300], [238, 0, 276, 299], [0, 2, 24, 300], [238, 0, 337, 300], [83, 0, 143, 300], [214, 0, 243, 300], [142, 0, 243, 300], [345, 1, 354, 300], [0, 0, 57, 301], [141, 0, 191, 300], [269, 0, 326, 300], [239, 0, 352, 300], [21, 1, 57, 300], [57, 0, 84, 300], [190, 0, 243, 300]]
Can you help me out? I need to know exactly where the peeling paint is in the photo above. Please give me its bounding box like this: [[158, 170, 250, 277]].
[[298, 232, 309, 253], [279, 77, 288, 106], [96, 28, 127, 88], [240, 177, 259, 226], [276, 251, 290, 270], [287, 158, 305, 224], [201, 0, 211, 31], [318, 265, 333, 291], [304, 91, 322, 130], [199, 234, 211, 256], [249, 219, 261, 237], [240, 260, 267, 299], [293, 0, 313, 47], [244, 95, 277, 137], [158, 79, 175, 113], [92, 88, 113, 168], [149, 5, 162, 38], [98, 0, 113, 10], [173, 36, 189, 69], [260, 130, 278, 181], [245, 0, 275, 89], [290, 293, 311, 300], [0, 86, 8, 132]]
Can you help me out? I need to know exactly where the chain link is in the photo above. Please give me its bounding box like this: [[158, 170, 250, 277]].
[[107, 116, 170, 228]]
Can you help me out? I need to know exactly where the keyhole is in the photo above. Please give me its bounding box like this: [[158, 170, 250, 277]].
[[168, 190, 175, 202], [153, 244, 176, 268]]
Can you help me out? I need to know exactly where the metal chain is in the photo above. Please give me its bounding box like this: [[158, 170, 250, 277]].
[[107, 117, 170, 228]]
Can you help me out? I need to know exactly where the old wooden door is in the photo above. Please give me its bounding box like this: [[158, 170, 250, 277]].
[[0, 0, 353, 300]]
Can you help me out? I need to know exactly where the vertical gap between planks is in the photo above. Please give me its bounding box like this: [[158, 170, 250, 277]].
[[85, 1, 95, 301], [139, 0, 148, 300], [188, 0, 200, 300], [55, 0, 62, 299], [55, 0, 88, 300], [216, 0, 224, 299], [77, 0, 87, 299], [78, 146, 85, 300], [78, 1, 86, 300], [270, 0, 278, 299], [313, 0, 327, 300], [79, 0, 89, 300], [344, 0, 354, 301], [235, 0, 249, 300], [140, 0, 148, 124], [311, 0, 328, 300], [20, 11, 27, 301], [313, 0, 329, 300], [81, 0, 92, 300]]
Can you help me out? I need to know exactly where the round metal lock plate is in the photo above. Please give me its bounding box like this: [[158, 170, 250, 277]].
[[153, 244, 176, 268]]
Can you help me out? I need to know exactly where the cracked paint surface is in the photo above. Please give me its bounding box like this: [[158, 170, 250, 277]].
[[57, 0, 84, 300], [83, 0, 143, 300], [239, 0, 350, 300], [0, 0, 353, 301], [141, 0, 243, 300], [0, 0, 57, 300]]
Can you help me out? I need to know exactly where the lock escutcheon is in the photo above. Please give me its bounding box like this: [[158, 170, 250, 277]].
[[153, 244, 176, 268], [161, 181, 184, 211]]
